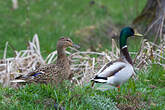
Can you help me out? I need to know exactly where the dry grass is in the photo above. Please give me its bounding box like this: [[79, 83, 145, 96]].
[[0, 34, 164, 87]]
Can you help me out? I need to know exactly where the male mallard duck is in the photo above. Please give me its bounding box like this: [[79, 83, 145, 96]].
[[91, 27, 143, 89], [18, 37, 79, 85]]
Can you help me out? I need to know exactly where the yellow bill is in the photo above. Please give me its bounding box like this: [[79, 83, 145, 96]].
[[134, 31, 143, 37]]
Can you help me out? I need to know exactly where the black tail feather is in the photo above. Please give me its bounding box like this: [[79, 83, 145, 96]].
[[94, 75, 107, 80], [92, 80, 107, 83], [91, 75, 107, 87]]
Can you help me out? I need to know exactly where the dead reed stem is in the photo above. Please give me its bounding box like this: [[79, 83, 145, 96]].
[[0, 34, 164, 87]]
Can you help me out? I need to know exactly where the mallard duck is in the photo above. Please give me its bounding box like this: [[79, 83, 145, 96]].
[[91, 27, 143, 89], [18, 37, 80, 85]]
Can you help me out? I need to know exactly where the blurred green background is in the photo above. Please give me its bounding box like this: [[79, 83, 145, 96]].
[[0, 0, 146, 57]]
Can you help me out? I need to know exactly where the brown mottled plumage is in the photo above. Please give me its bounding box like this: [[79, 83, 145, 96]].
[[21, 37, 79, 85]]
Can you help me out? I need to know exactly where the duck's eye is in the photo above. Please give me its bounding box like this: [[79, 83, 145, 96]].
[[66, 39, 71, 42]]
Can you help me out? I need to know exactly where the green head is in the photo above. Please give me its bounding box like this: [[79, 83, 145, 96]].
[[119, 27, 143, 49]]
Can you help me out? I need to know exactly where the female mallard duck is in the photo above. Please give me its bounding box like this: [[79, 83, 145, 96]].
[[18, 37, 79, 85], [91, 27, 143, 89]]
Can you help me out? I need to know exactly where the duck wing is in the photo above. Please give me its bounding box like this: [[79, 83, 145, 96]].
[[23, 64, 59, 83], [92, 60, 126, 82], [28, 64, 57, 76], [16, 64, 58, 80]]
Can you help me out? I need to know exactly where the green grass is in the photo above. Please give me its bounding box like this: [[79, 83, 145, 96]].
[[0, 0, 146, 57], [1, 0, 165, 110]]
